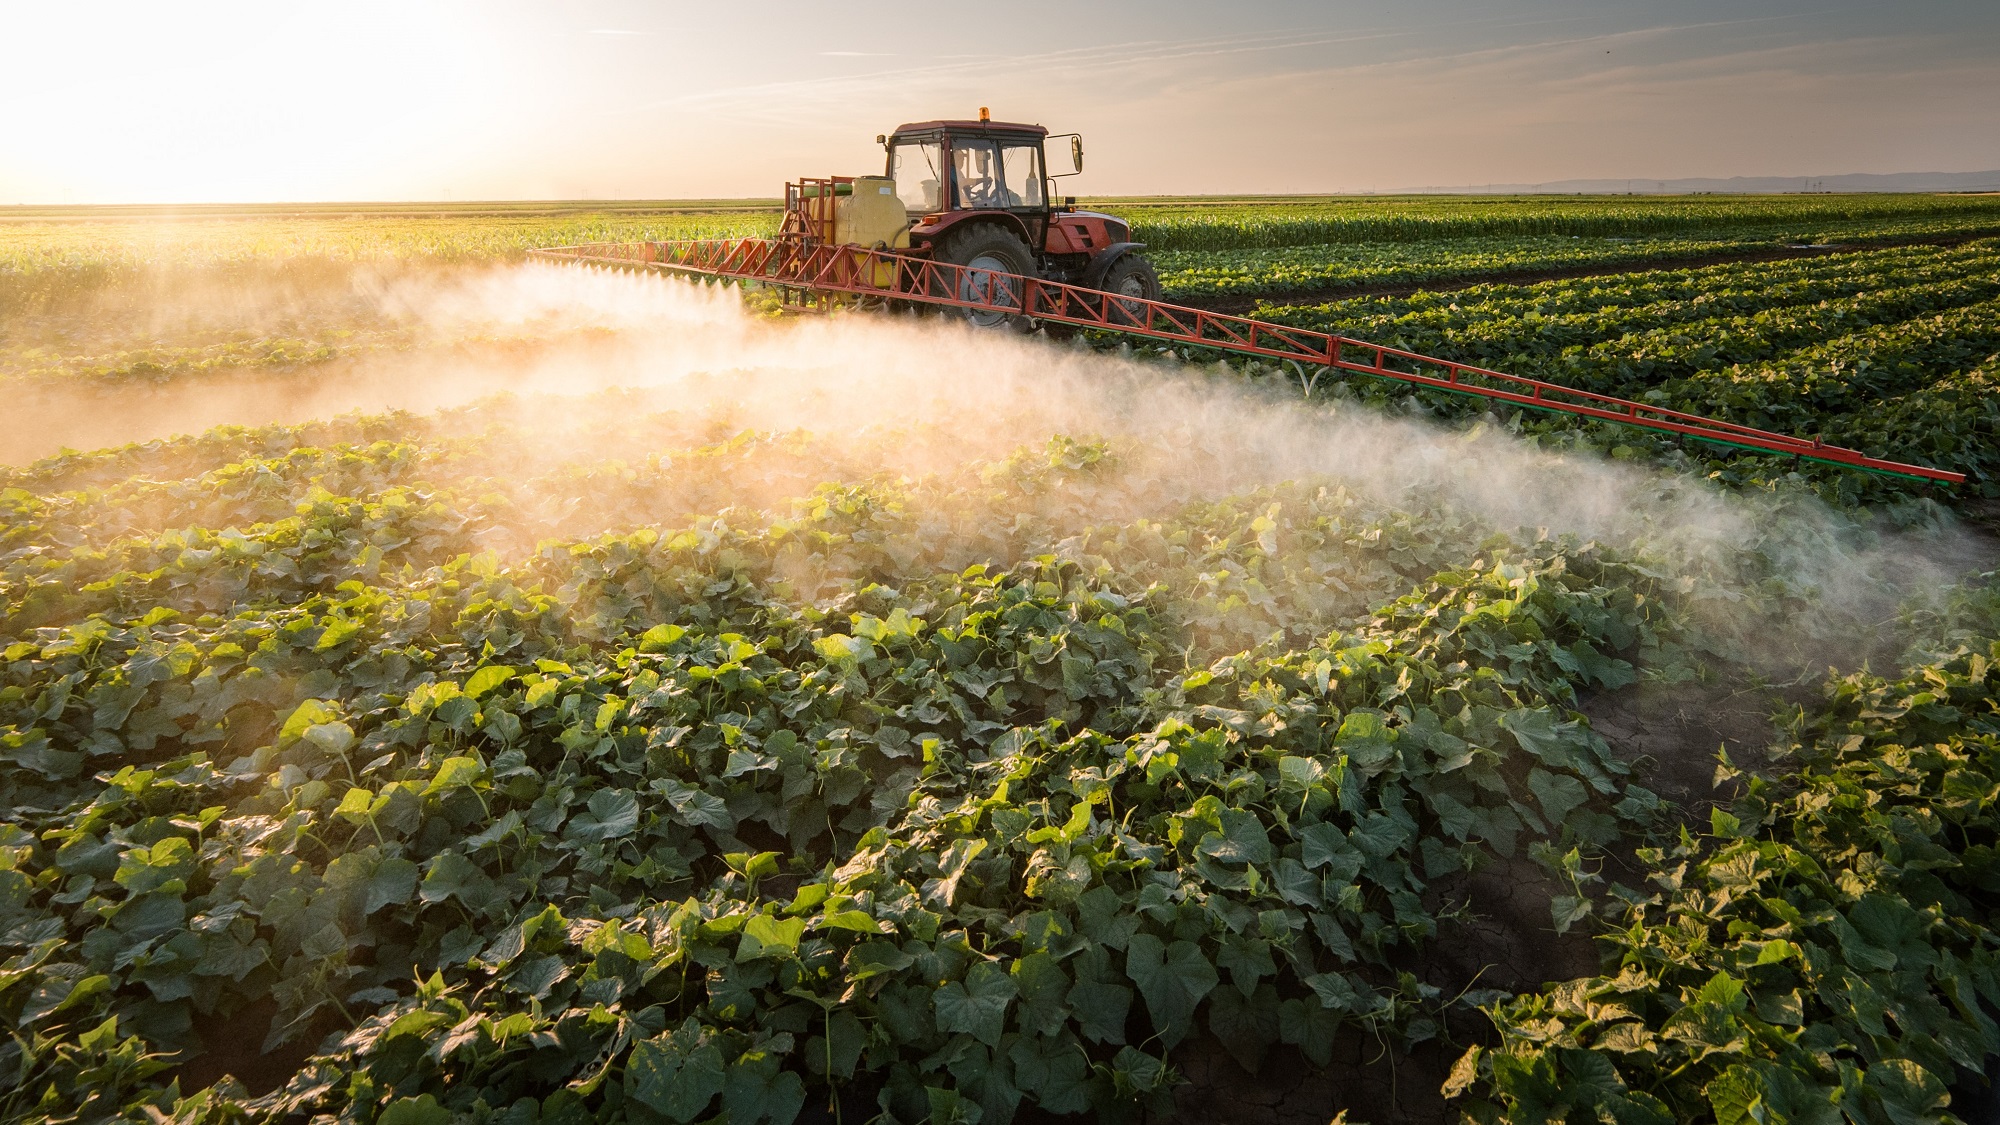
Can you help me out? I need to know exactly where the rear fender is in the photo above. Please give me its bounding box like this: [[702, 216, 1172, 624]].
[[1080, 243, 1148, 290], [908, 211, 1034, 254]]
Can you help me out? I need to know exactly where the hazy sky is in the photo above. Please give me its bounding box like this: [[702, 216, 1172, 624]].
[[3, 0, 1996, 203]]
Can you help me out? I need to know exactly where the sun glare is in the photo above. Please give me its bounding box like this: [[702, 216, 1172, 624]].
[[2, 3, 496, 202]]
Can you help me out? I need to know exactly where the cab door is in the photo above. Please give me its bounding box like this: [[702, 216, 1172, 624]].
[[948, 136, 1050, 247], [998, 139, 1051, 248]]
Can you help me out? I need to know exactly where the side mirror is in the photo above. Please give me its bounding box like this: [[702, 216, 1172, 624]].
[[1070, 136, 1084, 173]]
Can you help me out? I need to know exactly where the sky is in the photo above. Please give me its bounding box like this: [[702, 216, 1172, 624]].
[[1, 0, 1996, 203]]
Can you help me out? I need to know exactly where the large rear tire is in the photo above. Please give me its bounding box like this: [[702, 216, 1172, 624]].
[[1099, 253, 1160, 326], [932, 225, 1037, 330]]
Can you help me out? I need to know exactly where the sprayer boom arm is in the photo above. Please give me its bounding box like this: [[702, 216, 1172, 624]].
[[526, 238, 1965, 486]]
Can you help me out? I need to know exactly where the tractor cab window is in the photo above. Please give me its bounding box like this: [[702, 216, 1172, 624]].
[[952, 140, 1044, 210], [890, 140, 943, 214], [952, 140, 1006, 209], [1000, 143, 1045, 208]]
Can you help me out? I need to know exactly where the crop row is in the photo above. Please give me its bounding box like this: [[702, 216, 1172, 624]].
[[1249, 252, 2000, 497], [1151, 221, 2000, 302], [1126, 197, 2000, 251], [1309, 260, 2000, 383], [1319, 239, 2000, 321]]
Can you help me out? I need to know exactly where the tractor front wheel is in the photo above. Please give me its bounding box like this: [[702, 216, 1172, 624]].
[[932, 226, 1037, 330], [1099, 254, 1160, 326]]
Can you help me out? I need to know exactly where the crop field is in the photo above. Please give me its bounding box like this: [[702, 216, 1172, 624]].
[[3, 195, 2000, 1125]]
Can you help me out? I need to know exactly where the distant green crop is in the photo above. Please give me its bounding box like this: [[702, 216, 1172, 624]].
[[1124, 194, 2000, 251]]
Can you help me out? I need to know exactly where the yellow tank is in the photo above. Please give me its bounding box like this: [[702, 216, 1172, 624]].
[[834, 176, 911, 250], [835, 176, 910, 288]]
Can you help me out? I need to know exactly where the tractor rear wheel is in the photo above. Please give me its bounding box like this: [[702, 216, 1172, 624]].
[[1100, 253, 1160, 326], [932, 226, 1036, 329]]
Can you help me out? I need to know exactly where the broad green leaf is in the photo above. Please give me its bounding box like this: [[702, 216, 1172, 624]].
[[567, 788, 639, 843], [625, 1020, 726, 1123], [1011, 952, 1072, 1037], [378, 1096, 448, 1125], [1527, 767, 1588, 828], [425, 755, 485, 796], [363, 857, 419, 914], [1196, 808, 1273, 866], [935, 961, 1017, 1046], [1123, 934, 1218, 1048], [302, 721, 356, 755], [721, 1051, 807, 1125], [1008, 1033, 1092, 1113], [464, 665, 515, 699], [816, 909, 884, 934], [639, 623, 687, 652], [739, 914, 807, 960], [280, 699, 339, 743]]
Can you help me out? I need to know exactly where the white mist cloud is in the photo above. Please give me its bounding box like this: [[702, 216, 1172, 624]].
[[10, 261, 1984, 677]]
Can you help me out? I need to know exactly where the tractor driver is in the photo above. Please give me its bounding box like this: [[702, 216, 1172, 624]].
[[953, 142, 1018, 209]]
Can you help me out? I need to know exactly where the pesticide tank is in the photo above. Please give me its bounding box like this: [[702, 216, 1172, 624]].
[[835, 177, 910, 251]]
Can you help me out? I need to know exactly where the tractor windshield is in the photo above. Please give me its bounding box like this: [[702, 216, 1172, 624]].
[[890, 141, 943, 214], [950, 140, 1044, 210]]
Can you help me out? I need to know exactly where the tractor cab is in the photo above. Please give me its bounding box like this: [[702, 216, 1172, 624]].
[[885, 118, 1055, 239], [880, 111, 1157, 309]]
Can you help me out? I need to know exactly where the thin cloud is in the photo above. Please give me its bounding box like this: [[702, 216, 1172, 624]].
[[586, 29, 649, 36]]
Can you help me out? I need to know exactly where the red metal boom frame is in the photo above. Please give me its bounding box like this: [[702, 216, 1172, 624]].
[[525, 237, 1965, 486]]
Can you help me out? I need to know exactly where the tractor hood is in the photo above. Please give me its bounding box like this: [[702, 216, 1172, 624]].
[[1066, 209, 1133, 242]]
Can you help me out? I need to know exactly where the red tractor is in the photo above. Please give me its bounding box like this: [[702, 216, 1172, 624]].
[[849, 110, 1160, 327]]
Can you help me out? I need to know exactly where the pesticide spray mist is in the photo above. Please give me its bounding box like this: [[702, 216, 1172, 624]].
[[9, 260, 1990, 677]]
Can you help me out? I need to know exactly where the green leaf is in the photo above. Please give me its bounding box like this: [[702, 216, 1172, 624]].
[[846, 941, 915, 981], [314, 617, 362, 652], [279, 698, 338, 743], [1528, 767, 1588, 829], [114, 837, 195, 894], [625, 1020, 726, 1123], [378, 1095, 449, 1125], [1123, 934, 1218, 1048], [721, 1050, 806, 1125], [1335, 709, 1398, 774], [935, 961, 1018, 1047], [813, 634, 871, 663], [1009, 1033, 1092, 1113], [1075, 885, 1138, 950], [639, 623, 687, 652], [1867, 1058, 1947, 1125], [739, 914, 807, 960], [1278, 997, 1340, 1067], [302, 721, 356, 755], [1216, 934, 1274, 998], [817, 909, 885, 934], [425, 755, 485, 796], [363, 857, 419, 914], [464, 665, 516, 699], [1196, 808, 1273, 866], [1304, 971, 1363, 1012], [1067, 949, 1133, 1044], [567, 788, 639, 843], [1011, 952, 1072, 1037], [1299, 822, 1361, 878]]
